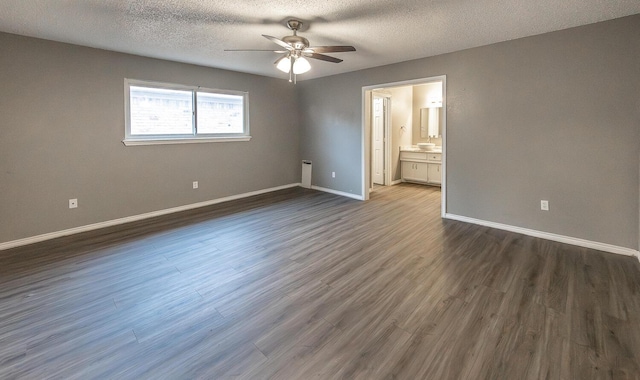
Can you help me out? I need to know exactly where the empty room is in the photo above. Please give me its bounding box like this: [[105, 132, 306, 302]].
[[1, 1, 639, 378]]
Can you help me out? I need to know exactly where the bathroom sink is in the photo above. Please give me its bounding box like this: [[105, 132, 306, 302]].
[[417, 143, 436, 151]]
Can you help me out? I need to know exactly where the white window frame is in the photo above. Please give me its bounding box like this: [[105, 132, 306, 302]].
[[123, 79, 251, 146]]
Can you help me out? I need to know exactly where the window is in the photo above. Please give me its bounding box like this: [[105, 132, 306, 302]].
[[124, 79, 250, 145]]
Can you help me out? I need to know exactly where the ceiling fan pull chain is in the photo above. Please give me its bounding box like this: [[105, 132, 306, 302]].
[[289, 56, 294, 82]]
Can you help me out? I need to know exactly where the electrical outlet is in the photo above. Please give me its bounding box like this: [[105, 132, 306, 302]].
[[540, 200, 549, 211], [192, 181, 198, 189], [69, 199, 78, 209], [332, 172, 335, 178]]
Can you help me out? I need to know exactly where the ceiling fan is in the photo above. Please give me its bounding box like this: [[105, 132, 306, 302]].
[[225, 19, 356, 83]]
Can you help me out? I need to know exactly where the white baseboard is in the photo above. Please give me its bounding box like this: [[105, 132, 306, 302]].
[[444, 213, 640, 259], [310, 185, 364, 200], [0, 183, 301, 251], [390, 180, 403, 186]]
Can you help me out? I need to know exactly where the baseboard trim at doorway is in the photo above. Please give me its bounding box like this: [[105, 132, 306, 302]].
[[311, 186, 364, 200]]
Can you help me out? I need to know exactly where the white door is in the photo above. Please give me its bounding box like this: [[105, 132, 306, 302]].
[[372, 96, 385, 185]]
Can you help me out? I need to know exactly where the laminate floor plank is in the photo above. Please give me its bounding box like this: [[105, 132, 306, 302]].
[[1, 183, 639, 379]]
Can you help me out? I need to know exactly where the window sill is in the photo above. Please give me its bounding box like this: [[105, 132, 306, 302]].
[[122, 136, 252, 146]]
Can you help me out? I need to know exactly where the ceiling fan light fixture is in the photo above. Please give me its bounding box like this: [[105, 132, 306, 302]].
[[276, 56, 291, 73], [293, 57, 311, 74], [276, 55, 311, 75], [228, 19, 354, 81]]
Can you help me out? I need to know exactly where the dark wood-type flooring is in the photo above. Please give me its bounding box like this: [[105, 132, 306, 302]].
[[1, 184, 640, 379]]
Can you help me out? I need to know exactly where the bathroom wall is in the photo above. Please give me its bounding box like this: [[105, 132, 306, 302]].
[[389, 86, 413, 181], [412, 82, 443, 146]]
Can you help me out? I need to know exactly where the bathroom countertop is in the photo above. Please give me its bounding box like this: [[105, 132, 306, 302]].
[[400, 148, 442, 153]]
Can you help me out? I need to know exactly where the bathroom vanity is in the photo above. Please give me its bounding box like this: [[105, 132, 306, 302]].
[[400, 148, 441, 186]]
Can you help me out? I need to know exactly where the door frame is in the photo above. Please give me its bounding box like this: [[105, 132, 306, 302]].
[[361, 75, 447, 217], [371, 92, 392, 188]]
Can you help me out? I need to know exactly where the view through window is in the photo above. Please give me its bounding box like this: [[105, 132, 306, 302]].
[[125, 79, 249, 144]]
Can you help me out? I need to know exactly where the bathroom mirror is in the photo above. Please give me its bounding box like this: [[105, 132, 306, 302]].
[[420, 107, 441, 138]]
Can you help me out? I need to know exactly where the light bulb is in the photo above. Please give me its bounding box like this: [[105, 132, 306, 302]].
[[276, 56, 291, 73], [293, 57, 311, 74]]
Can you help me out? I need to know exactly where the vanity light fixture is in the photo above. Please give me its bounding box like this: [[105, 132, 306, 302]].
[[426, 95, 443, 108]]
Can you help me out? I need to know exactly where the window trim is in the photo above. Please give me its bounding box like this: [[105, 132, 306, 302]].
[[123, 79, 251, 146]]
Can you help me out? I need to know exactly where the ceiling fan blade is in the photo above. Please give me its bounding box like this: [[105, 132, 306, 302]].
[[304, 53, 343, 63], [225, 49, 287, 53], [262, 35, 293, 50], [305, 46, 356, 53]]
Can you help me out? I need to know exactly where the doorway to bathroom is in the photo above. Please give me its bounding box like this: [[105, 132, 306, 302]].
[[362, 75, 446, 217]]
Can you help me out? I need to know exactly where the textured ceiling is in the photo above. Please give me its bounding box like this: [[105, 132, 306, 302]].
[[1, 1, 639, 80]]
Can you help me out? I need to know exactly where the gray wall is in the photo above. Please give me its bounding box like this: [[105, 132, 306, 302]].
[[0, 33, 300, 244], [298, 15, 640, 250]]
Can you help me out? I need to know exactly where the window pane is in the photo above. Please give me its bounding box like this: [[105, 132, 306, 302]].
[[197, 92, 244, 134], [130, 86, 193, 135]]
